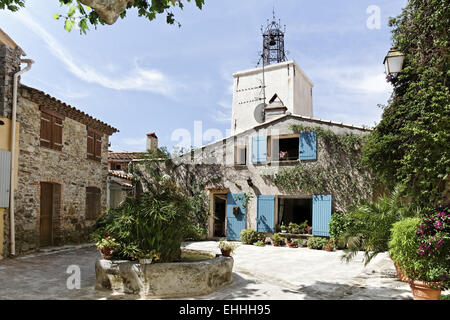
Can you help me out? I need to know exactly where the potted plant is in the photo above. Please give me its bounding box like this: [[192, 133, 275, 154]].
[[322, 240, 336, 252], [288, 222, 301, 234], [95, 236, 120, 260], [272, 233, 283, 246], [254, 240, 265, 247], [287, 239, 299, 248], [305, 225, 312, 235], [280, 224, 287, 233], [257, 232, 266, 242], [218, 240, 238, 257], [389, 207, 450, 300]]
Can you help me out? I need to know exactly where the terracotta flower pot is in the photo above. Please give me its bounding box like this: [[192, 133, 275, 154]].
[[409, 280, 442, 300], [393, 262, 408, 282], [273, 243, 280, 247], [221, 249, 232, 257]]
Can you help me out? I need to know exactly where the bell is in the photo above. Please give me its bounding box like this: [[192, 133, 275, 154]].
[[268, 35, 276, 46]]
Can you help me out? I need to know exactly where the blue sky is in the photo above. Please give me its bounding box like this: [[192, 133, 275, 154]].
[[0, 0, 407, 152]]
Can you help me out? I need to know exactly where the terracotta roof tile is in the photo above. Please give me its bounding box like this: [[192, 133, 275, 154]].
[[20, 84, 118, 135]]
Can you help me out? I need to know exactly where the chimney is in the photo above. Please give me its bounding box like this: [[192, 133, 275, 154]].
[[146, 132, 158, 151], [0, 29, 25, 118]]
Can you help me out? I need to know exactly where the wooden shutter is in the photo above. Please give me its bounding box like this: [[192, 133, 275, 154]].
[[40, 111, 52, 149], [41, 110, 64, 151], [87, 129, 102, 162], [312, 194, 332, 236], [257, 195, 275, 233], [95, 133, 102, 161], [52, 117, 63, 151], [226, 193, 247, 241], [252, 136, 267, 163], [87, 129, 95, 160], [299, 132, 317, 161]]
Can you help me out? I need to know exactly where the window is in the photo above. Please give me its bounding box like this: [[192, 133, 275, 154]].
[[86, 187, 101, 220], [267, 132, 317, 162], [235, 146, 247, 165], [40, 110, 63, 151], [270, 135, 299, 161], [87, 129, 103, 161]]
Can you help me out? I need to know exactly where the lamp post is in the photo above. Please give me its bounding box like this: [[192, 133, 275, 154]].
[[384, 46, 405, 82]]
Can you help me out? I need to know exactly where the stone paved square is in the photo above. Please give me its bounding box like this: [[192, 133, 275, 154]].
[[0, 241, 422, 300]]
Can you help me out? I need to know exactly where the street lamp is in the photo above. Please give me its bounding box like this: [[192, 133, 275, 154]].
[[383, 46, 405, 76]]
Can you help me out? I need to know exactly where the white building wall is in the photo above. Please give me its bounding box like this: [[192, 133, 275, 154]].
[[231, 60, 313, 135]]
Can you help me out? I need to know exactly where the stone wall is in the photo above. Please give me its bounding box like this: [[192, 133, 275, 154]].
[[0, 45, 21, 118], [2, 93, 109, 255], [134, 115, 373, 238]]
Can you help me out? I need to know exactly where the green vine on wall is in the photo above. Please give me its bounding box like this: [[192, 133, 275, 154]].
[[264, 124, 374, 212]]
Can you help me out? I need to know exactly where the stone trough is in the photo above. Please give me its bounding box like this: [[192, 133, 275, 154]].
[[95, 249, 234, 298]]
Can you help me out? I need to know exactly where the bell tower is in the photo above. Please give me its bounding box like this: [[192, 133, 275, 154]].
[[230, 11, 314, 135], [260, 9, 287, 66]]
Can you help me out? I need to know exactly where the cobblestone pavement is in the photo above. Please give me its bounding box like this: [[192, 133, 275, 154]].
[[0, 241, 421, 300]]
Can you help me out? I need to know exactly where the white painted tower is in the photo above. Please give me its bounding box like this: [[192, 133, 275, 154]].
[[230, 60, 314, 135]]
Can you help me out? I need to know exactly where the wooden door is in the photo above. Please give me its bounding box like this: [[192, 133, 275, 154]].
[[226, 193, 246, 241], [40, 182, 53, 246], [312, 194, 332, 236], [257, 195, 275, 233]]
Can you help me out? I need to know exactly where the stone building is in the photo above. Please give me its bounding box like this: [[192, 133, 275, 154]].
[[107, 132, 158, 208], [0, 29, 118, 258], [165, 16, 374, 240]]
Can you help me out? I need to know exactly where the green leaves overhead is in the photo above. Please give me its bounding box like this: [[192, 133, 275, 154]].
[[57, 0, 205, 34], [0, 0, 24, 12], [0, 0, 205, 34]]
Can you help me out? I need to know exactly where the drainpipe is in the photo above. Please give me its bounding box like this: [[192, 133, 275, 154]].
[[9, 59, 34, 256]]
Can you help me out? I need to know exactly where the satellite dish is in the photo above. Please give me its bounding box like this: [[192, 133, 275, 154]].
[[254, 103, 266, 123]]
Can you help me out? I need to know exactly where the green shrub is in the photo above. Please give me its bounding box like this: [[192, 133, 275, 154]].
[[272, 233, 283, 245], [389, 203, 450, 290], [307, 237, 329, 250], [184, 225, 208, 241], [389, 218, 424, 280], [240, 229, 259, 244], [329, 211, 352, 240], [340, 187, 418, 265], [287, 222, 301, 234], [254, 240, 265, 247], [92, 169, 204, 262]]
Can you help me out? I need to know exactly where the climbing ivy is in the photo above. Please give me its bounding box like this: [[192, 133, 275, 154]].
[[362, 0, 450, 208], [265, 124, 374, 212]]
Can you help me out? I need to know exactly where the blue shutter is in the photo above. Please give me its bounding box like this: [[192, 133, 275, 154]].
[[226, 193, 247, 240], [257, 195, 275, 233], [299, 132, 317, 160], [312, 194, 332, 236], [0, 150, 11, 208], [252, 136, 267, 163]]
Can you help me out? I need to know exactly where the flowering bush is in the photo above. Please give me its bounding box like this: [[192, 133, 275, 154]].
[[389, 199, 450, 290], [417, 201, 450, 257], [416, 199, 450, 287]]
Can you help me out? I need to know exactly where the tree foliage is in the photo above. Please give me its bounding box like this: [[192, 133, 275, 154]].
[[362, 0, 450, 208], [0, 0, 205, 34]]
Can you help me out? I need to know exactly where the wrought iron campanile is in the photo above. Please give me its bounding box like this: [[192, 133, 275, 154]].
[[261, 10, 287, 66]]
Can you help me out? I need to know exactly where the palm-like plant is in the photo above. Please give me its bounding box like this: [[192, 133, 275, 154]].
[[341, 185, 419, 265]]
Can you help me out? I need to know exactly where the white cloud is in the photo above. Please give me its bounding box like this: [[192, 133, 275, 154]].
[[15, 10, 181, 97]]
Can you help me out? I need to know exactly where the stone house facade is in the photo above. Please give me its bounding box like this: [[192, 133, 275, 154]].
[[164, 60, 374, 240], [0, 30, 118, 257]]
